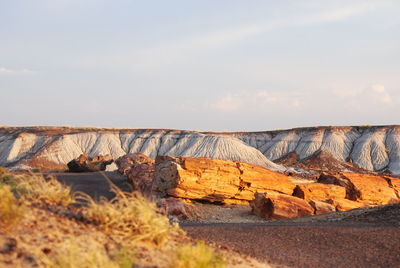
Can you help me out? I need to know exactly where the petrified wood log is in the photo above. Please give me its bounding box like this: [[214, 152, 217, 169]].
[[293, 183, 347, 201], [67, 154, 113, 172], [250, 192, 314, 220], [153, 156, 295, 203]]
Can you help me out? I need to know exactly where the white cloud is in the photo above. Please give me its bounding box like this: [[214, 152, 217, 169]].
[[211, 91, 302, 114], [77, 1, 388, 74], [368, 84, 393, 104], [0, 67, 35, 75], [208, 83, 398, 115], [212, 94, 243, 113]]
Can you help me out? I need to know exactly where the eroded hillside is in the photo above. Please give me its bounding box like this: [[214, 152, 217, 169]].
[[0, 125, 399, 174]]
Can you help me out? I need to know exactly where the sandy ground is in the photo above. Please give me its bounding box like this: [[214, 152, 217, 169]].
[[52, 171, 400, 268]]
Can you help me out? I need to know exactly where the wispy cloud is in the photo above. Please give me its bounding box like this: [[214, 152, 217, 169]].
[[206, 83, 398, 115], [77, 1, 388, 73], [210, 90, 302, 114], [0, 67, 35, 75]]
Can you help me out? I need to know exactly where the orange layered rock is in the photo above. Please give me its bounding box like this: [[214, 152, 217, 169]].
[[308, 200, 336, 215], [384, 176, 400, 200], [326, 198, 369, 211], [318, 172, 399, 205], [153, 156, 295, 203], [293, 183, 346, 201], [340, 173, 397, 205], [250, 193, 314, 220]]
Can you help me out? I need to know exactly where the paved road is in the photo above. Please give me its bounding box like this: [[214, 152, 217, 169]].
[[183, 223, 400, 268], [51, 171, 132, 201]]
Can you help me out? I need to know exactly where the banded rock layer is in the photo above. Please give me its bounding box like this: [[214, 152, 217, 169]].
[[0, 126, 399, 174]]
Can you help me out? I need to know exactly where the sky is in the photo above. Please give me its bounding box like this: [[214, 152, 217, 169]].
[[1, 0, 399, 131]]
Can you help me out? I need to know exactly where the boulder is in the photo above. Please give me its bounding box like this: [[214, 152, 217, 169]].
[[308, 200, 336, 215], [153, 156, 295, 203], [342, 173, 397, 204], [293, 183, 347, 201], [319, 172, 398, 205], [250, 192, 314, 220], [317, 172, 359, 200], [114, 153, 156, 195], [157, 197, 200, 220], [326, 198, 368, 211], [67, 154, 113, 172], [115, 153, 154, 175]]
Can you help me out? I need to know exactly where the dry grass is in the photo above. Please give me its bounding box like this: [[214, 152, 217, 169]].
[[0, 169, 228, 268], [171, 241, 226, 268], [49, 237, 135, 268], [1, 167, 74, 206], [80, 182, 181, 245], [14, 174, 74, 206], [0, 185, 25, 229]]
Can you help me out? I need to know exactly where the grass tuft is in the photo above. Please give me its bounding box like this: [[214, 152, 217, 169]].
[[14, 174, 74, 206], [1, 169, 73, 206], [171, 241, 226, 268], [50, 237, 135, 268], [80, 182, 180, 245], [0, 185, 25, 229]]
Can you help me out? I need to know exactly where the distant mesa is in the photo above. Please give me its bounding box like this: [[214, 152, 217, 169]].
[[0, 125, 399, 175]]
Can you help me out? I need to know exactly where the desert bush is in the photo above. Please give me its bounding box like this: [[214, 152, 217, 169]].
[[0, 166, 8, 177], [14, 174, 74, 206], [0, 167, 16, 188], [50, 237, 135, 268], [171, 241, 226, 268], [32, 168, 41, 173], [81, 182, 180, 245], [0, 185, 25, 228], [109, 246, 136, 268]]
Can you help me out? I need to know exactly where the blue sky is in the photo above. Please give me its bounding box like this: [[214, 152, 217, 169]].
[[1, 0, 399, 131]]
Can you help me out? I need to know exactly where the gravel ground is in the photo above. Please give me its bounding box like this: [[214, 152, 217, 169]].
[[183, 224, 400, 268]]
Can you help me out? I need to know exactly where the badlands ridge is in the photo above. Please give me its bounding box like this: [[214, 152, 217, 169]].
[[0, 125, 399, 174]]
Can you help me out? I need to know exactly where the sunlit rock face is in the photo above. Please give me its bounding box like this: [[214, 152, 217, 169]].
[[152, 155, 295, 204], [0, 125, 399, 174]]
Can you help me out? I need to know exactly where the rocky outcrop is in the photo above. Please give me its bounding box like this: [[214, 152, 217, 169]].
[[153, 155, 295, 203], [67, 154, 113, 172], [318, 172, 399, 205], [234, 126, 400, 174], [250, 193, 314, 220], [0, 128, 283, 172], [1, 125, 400, 174], [113, 154, 400, 221]]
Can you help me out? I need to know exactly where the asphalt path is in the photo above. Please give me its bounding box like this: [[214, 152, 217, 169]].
[[51, 171, 131, 201]]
